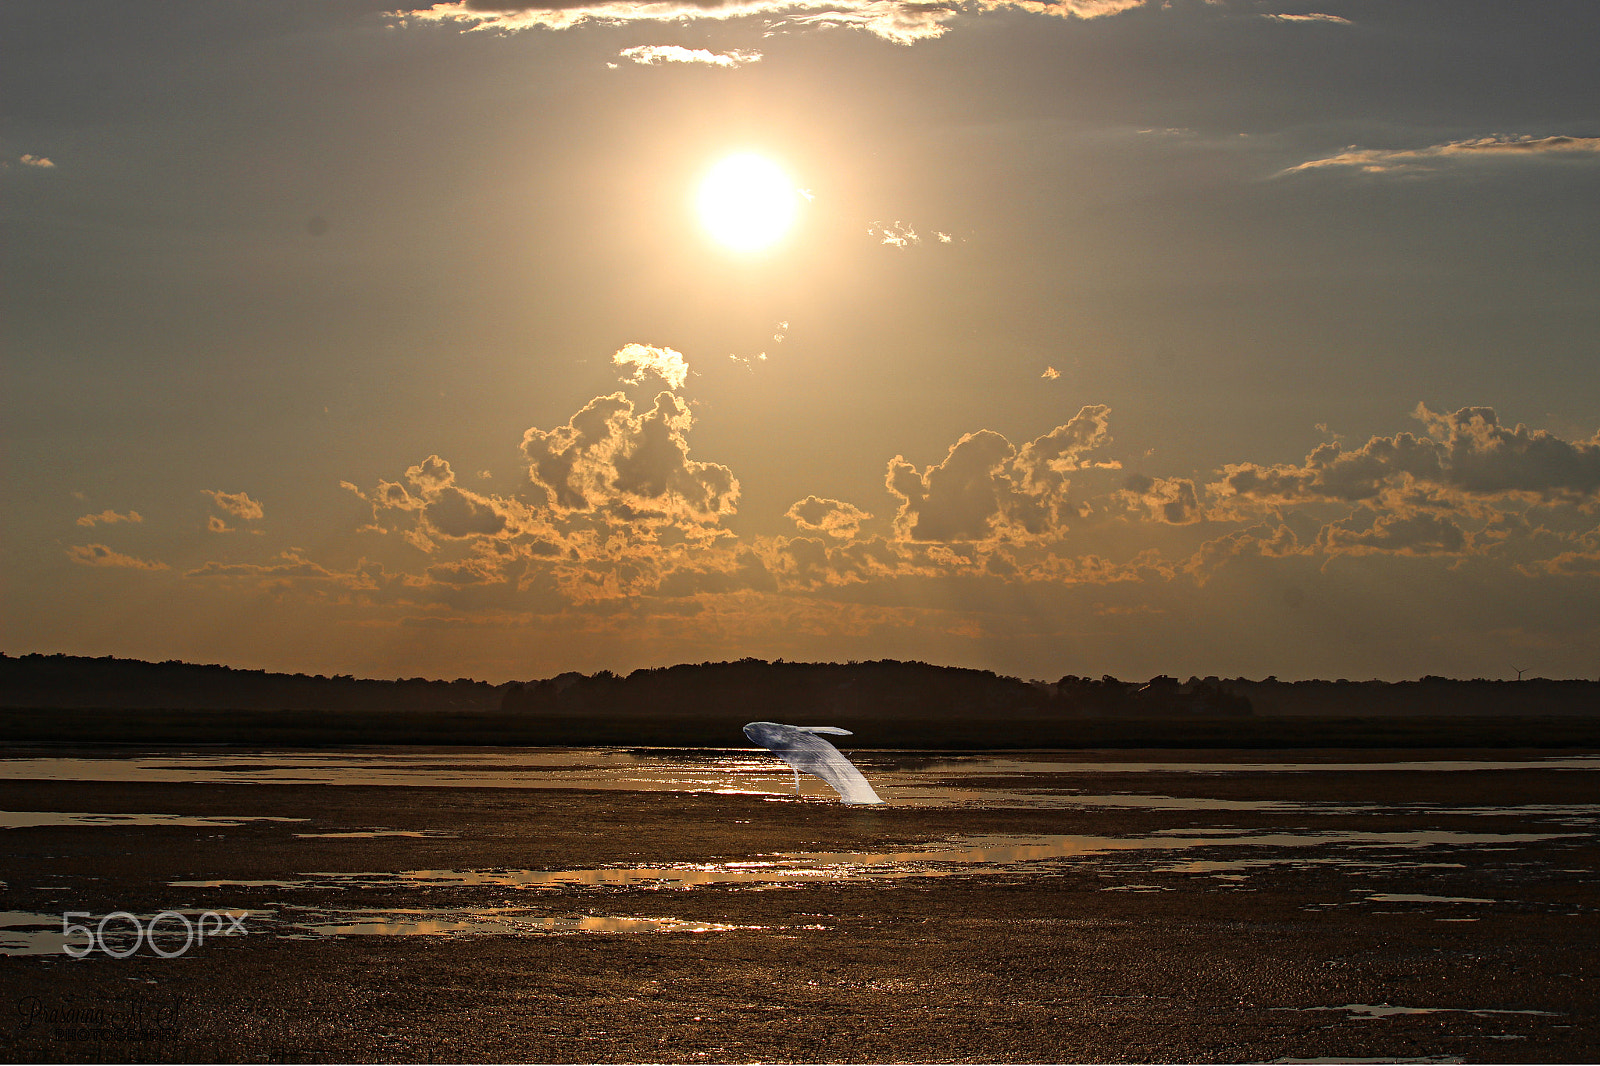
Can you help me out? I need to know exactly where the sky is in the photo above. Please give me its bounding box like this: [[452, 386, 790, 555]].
[[3, 0, 1598, 684]]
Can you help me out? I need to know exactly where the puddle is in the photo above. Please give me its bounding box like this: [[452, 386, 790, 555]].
[[0, 909, 270, 956], [0, 812, 307, 830], [1284, 1003, 1558, 1019], [1162, 858, 1468, 873], [283, 908, 759, 937], [171, 828, 1575, 893], [293, 830, 455, 839], [1271, 1059, 1465, 1065], [1363, 893, 1496, 904]]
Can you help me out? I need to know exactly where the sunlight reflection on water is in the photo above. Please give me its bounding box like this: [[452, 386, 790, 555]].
[[169, 828, 1577, 893], [3, 748, 1596, 811]]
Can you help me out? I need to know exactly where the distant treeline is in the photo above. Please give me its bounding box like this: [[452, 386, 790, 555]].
[[501, 660, 1252, 722], [3, 653, 1598, 749], [0, 652, 508, 713]]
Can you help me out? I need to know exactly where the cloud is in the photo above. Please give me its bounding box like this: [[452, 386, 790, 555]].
[[1183, 524, 1304, 584], [786, 496, 873, 539], [1120, 474, 1202, 524], [1261, 12, 1351, 24], [19, 154, 55, 168], [1413, 404, 1600, 502], [1041, 366, 1060, 380], [869, 221, 919, 248], [203, 490, 264, 521], [362, 454, 542, 549], [887, 406, 1117, 543], [612, 342, 689, 391], [1012, 403, 1118, 496], [1284, 135, 1600, 176], [618, 44, 762, 66], [76, 509, 143, 528], [1318, 511, 1467, 557], [522, 390, 738, 527], [394, 0, 1151, 45], [66, 544, 168, 571], [186, 551, 382, 589], [1211, 405, 1600, 509]]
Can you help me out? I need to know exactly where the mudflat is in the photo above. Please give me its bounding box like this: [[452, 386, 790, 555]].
[[1, 749, 1596, 1063]]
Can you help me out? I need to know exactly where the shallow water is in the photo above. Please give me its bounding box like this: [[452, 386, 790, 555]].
[[0, 811, 307, 829], [285, 908, 758, 937], [170, 828, 1577, 893], [0, 908, 269, 956], [3, 749, 1596, 810]]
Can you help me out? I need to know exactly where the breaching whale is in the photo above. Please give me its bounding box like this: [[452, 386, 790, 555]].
[[742, 721, 885, 805]]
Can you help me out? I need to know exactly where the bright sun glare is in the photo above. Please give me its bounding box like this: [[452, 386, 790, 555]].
[[697, 154, 799, 252]]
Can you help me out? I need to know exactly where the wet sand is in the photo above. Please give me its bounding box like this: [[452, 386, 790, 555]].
[[1, 751, 1596, 1063]]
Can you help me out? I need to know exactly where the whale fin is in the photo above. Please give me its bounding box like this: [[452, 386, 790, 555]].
[[799, 726, 852, 736]]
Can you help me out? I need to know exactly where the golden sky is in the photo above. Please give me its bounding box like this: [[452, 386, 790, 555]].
[[4, 0, 1599, 681]]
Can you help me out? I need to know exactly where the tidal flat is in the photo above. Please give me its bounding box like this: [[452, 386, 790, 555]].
[[0, 748, 1596, 1063]]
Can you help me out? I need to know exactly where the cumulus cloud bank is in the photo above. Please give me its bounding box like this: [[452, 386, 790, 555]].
[[155, 368, 1598, 635], [1211, 403, 1600, 507]]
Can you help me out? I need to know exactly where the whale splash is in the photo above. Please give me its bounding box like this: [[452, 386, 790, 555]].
[[743, 721, 885, 805]]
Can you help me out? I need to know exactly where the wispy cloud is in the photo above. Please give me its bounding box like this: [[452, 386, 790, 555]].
[[1261, 12, 1351, 25], [186, 550, 378, 588], [19, 154, 55, 168], [203, 490, 264, 521], [1285, 135, 1600, 175], [76, 509, 143, 528], [67, 544, 168, 571], [395, 0, 1152, 46], [617, 44, 762, 67], [869, 220, 919, 248]]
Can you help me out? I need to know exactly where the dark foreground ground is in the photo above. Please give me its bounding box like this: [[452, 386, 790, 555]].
[[0, 751, 1596, 1063]]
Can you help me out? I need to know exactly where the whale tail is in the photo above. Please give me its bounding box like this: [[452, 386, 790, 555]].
[[743, 721, 885, 805]]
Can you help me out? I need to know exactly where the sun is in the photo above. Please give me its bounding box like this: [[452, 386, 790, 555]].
[[697, 154, 800, 253]]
